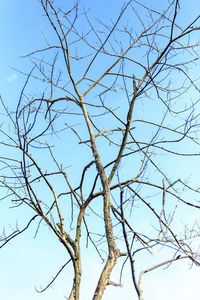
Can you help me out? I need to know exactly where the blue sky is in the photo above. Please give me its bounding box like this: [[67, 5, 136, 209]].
[[1, 0, 200, 299]]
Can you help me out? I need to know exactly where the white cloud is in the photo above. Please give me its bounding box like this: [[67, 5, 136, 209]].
[[7, 73, 17, 82]]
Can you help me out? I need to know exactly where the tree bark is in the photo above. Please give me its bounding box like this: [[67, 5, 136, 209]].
[[68, 257, 82, 300], [92, 254, 119, 300]]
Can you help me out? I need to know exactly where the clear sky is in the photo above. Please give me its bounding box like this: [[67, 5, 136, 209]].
[[0, 1, 200, 299]]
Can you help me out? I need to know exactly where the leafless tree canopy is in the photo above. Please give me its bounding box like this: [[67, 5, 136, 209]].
[[1, 0, 200, 299]]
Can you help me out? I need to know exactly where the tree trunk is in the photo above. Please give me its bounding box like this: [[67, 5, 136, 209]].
[[92, 254, 119, 300], [68, 256, 82, 300], [92, 188, 120, 300]]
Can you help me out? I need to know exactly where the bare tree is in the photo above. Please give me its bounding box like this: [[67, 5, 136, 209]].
[[1, 0, 200, 299]]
